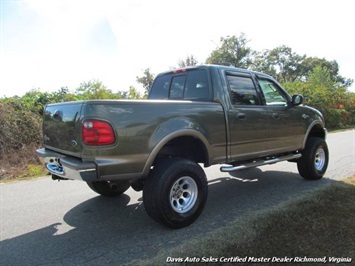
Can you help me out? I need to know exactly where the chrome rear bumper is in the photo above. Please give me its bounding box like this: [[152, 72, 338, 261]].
[[36, 148, 97, 182]]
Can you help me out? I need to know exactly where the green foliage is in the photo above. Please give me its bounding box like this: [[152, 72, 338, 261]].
[[119, 86, 144, 100], [0, 100, 43, 179], [0, 100, 42, 155], [207, 33, 353, 88], [307, 65, 334, 90], [302, 57, 353, 87], [26, 164, 47, 177], [75, 80, 122, 100], [206, 33, 253, 68], [284, 66, 355, 129], [128, 86, 143, 99], [251, 46, 354, 87], [136, 68, 155, 96], [1, 87, 78, 116], [50, 87, 77, 103], [178, 55, 199, 68], [252, 45, 306, 83]]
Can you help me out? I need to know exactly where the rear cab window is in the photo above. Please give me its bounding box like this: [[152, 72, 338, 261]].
[[149, 68, 211, 101]]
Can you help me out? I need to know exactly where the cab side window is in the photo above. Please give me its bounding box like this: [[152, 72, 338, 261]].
[[226, 75, 259, 105], [258, 79, 288, 106]]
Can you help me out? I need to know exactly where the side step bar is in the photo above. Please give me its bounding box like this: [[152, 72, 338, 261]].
[[220, 153, 302, 172]]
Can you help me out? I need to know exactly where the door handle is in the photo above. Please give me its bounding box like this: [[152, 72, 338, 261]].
[[272, 113, 280, 119], [236, 113, 246, 120]]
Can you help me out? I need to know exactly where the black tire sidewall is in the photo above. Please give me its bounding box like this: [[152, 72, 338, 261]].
[[144, 158, 208, 228], [162, 166, 207, 227], [298, 137, 329, 180]]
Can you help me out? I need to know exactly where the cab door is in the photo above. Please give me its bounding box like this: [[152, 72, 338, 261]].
[[257, 77, 305, 153], [226, 72, 270, 161]]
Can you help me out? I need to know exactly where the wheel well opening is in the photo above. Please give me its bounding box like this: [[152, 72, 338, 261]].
[[308, 125, 326, 140], [154, 136, 208, 166]]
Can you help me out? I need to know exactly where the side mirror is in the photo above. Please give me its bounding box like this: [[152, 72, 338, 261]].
[[292, 94, 303, 106]]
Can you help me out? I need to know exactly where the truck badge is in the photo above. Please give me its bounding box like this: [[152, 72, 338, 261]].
[[71, 140, 78, 147]]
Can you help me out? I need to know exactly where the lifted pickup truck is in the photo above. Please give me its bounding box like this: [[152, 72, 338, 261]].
[[36, 65, 329, 228]]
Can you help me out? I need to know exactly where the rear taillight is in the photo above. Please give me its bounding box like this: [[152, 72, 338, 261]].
[[82, 119, 116, 146]]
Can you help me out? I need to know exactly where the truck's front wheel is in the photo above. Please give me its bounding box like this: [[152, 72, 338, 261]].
[[297, 137, 329, 180], [143, 158, 208, 229], [87, 180, 130, 197]]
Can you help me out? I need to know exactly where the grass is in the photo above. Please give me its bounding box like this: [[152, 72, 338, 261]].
[[0, 162, 47, 183], [0, 143, 46, 181], [136, 176, 355, 265]]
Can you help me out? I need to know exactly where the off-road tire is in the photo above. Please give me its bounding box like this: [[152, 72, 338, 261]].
[[87, 180, 130, 197], [297, 137, 329, 180], [143, 158, 208, 229]]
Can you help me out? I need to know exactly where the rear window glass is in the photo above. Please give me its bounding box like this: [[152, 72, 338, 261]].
[[149, 69, 210, 100], [149, 74, 170, 99], [184, 69, 210, 100], [170, 75, 186, 99]]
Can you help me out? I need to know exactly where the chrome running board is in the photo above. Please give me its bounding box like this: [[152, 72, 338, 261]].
[[220, 153, 302, 172]]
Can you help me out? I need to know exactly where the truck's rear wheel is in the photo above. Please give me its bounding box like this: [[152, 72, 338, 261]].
[[87, 180, 130, 197], [143, 158, 208, 229], [297, 137, 329, 180]]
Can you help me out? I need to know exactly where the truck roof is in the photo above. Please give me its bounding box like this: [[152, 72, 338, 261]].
[[158, 64, 273, 80]]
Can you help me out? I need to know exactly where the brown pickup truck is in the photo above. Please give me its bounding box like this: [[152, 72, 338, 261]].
[[36, 65, 329, 228]]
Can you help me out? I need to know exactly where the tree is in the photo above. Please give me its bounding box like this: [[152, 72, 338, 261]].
[[178, 55, 199, 68], [251, 46, 306, 82], [252, 46, 353, 87], [302, 57, 353, 87], [307, 65, 334, 90], [127, 86, 143, 99], [206, 33, 253, 68], [11, 89, 51, 115], [50, 87, 77, 103], [136, 68, 155, 96], [284, 65, 355, 129], [75, 80, 119, 100]]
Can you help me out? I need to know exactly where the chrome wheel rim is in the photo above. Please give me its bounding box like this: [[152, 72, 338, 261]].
[[170, 176, 198, 214], [314, 147, 326, 171]]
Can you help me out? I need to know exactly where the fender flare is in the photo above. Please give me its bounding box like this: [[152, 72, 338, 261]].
[[141, 129, 211, 177], [302, 120, 327, 149]]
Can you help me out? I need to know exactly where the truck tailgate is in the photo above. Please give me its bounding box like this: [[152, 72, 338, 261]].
[[43, 102, 83, 155]]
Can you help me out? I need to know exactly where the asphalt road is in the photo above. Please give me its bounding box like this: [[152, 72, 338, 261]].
[[1, 130, 354, 265]]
